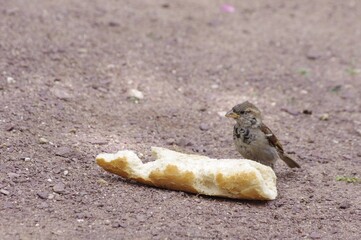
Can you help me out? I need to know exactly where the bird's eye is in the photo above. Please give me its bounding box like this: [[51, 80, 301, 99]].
[[239, 111, 245, 114]]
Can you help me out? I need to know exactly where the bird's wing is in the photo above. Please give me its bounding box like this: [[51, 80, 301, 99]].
[[259, 123, 284, 154]]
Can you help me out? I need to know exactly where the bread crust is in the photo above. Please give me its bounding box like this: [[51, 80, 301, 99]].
[[96, 147, 277, 200]]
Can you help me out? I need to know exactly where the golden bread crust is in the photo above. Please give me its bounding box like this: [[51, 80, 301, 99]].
[[96, 147, 277, 200]]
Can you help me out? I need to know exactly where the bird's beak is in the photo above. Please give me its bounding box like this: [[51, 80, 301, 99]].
[[225, 110, 239, 119]]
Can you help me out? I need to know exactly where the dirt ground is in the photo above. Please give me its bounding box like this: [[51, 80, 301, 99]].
[[1, 0, 361, 239]]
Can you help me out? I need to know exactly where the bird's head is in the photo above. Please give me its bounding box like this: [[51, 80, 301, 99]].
[[225, 101, 262, 127]]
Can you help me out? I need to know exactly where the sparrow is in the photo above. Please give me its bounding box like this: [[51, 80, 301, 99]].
[[225, 101, 300, 169]]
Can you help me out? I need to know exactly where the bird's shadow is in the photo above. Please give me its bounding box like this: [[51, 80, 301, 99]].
[[276, 167, 305, 181]]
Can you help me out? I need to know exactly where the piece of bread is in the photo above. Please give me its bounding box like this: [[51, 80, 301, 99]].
[[96, 147, 277, 200]]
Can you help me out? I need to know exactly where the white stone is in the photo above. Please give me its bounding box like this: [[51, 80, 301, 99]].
[[6, 77, 15, 83], [217, 111, 227, 117], [128, 89, 144, 99]]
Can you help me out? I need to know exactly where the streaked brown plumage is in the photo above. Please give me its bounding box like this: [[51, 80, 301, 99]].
[[226, 101, 300, 169]]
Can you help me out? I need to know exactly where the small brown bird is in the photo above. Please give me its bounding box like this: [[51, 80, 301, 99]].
[[225, 101, 300, 169]]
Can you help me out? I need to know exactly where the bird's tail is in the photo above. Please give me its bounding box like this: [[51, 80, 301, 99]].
[[280, 154, 301, 168]]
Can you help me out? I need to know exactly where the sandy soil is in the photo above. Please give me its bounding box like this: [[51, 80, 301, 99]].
[[1, 0, 361, 239]]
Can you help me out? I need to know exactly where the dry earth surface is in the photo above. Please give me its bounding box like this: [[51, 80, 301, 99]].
[[1, 0, 361, 239]]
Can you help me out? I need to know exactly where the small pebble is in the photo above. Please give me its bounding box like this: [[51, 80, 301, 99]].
[[48, 194, 55, 200], [54, 194, 63, 201], [199, 123, 210, 131], [112, 222, 125, 228], [303, 109, 312, 115], [128, 89, 144, 99], [280, 108, 300, 116], [79, 191, 88, 196], [319, 113, 329, 121], [5, 124, 15, 131], [53, 183, 65, 194], [1, 189, 10, 195], [63, 170, 69, 176], [37, 191, 49, 199], [97, 178, 109, 185], [39, 137, 49, 144], [69, 129, 76, 134], [217, 111, 227, 117], [339, 202, 351, 209], [78, 48, 87, 53], [6, 77, 15, 83], [52, 88, 72, 101]]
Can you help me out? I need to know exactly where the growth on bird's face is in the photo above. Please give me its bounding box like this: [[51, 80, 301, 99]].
[[225, 101, 262, 127]]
